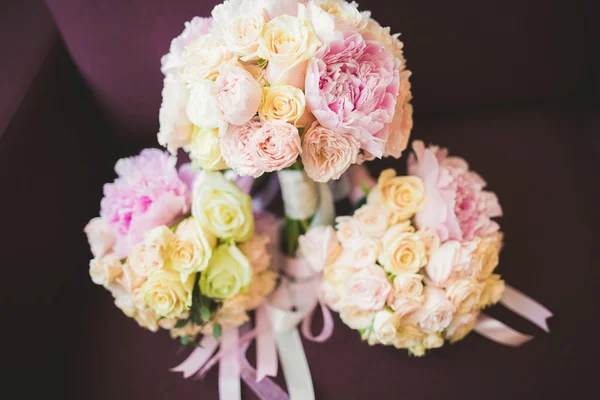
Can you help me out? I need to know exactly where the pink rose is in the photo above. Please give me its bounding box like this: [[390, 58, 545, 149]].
[[161, 17, 213, 77], [408, 141, 502, 241], [301, 122, 360, 182], [346, 265, 392, 310], [99, 149, 191, 258], [418, 286, 456, 333], [214, 64, 262, 126], [299, 225, 342, 272], [250, 122, 302, 173], [305, 31, 400, 157], [85, 217, 116, 258], [220, 118, 264, 177], [383, 70, 413, 158]]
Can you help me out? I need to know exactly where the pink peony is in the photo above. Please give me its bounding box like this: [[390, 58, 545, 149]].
[[160, 17, 213, 77], [214, 64, 262, 126], [408, 140, 502, 241], [301, 121, 360, 182], [383, 70, 413, 159], [305, 31, 401, 157], [100, 149, 192, 258]]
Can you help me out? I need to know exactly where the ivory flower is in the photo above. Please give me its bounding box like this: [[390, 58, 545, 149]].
[[189, 127, 228, 171], [192, 171, 254, 242], [182, 35, 235, 84], [479, 274, 505, 308], [89, 254, 122, 287], [446, 279, 483, 314], [339, 305, 376, 330], [334, 216, 362, 244], [353, 203, 389, 238], [387, 294, 423, 323], [85, 217, 116, 258], [158, 74, 194, 155], [346, 265, 392, 310], [379, 225, 427, 275], [472, 232, 503, 279], [186, 80, 220, 129], [337, 236, 381, 269], [378, 169, 426, 222], [299, 225, 342, 272], [142, 269, 194, 319], [259, 85, 309, 126], [170, 218, 217, 280], [372, 309, 399, 345], [199, 244, 253, 299], [445, 312, 479, 343], [419, 286, 456, 334]]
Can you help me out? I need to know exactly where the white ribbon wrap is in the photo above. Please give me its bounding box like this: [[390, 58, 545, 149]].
[[277, 170, 319, 220]]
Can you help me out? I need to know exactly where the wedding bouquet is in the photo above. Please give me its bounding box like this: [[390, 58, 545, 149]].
[[85, 149, 277, 343], [298, 141, 505, 355], [157, 0, 413, 183]]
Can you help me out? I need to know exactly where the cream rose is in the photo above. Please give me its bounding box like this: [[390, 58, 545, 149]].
[[417, 227, 441, 259], [423, 333, 444, 349], [473, 232, 503, 279], [117, 262, 146, 293], [142, 269, 194, 318], [182, 35, 235, 84], [258, 13, 320, 86], [108, 283, 136, 317], [446, 279, 483, 314], [84, 217, 116, 258], [134, 308, 160, 332], [339, 305, 375, 330], [378, 169, 426, 222], [419, 286, 456, 334], [320, 280, 342, 311], [211, 0, 267, 61], [308, 0, 370, 42], [215, 294, 251, 328], [189, 127, 228, 171], [238, 234, 272, 273], [199, 244, 253, 299], [259, 85, 309, 126], [323, 264, 359, 302], [387, 294, 423, 323], [379, 225, 427, 275], [393, 324, 423, 349], [144, 226, 176, 268], [170, 218, 217, 280], [186, 80, 220, 129], [479, 274, 505, 308], [445, 312, 479, 343], [426, 241, 471, 287], [353, 203, 390, 237], [337, 236, 381, 269], [392, 273, 424, 297], [334, 216, 361, 244], [372, 309, 399, 345], [89, 254, 122, 287], [128, 245, 160, 278], [298, 225, 342, 272], [346, 265, 392, 310], [192, 171, 254, 241], [301, 121, 360, 182]]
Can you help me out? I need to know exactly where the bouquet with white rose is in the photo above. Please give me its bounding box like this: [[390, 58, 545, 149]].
[[85, 150, 277, 345]]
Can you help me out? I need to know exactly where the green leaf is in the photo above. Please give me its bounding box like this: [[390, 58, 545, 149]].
[[174, 319, 189, 329], [213, 323, 222, 341], [180, 335, 190, 346], [200, 302, 211, 322]]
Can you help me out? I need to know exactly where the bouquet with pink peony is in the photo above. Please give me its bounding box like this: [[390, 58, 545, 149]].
[[85, 149, 277, 343], [299, 141, 506, 355]]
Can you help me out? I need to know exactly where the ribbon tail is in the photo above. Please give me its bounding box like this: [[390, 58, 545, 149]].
[[500, 285, 553, 332], [276, 329, 315, 400], [474, 313, 534, 347], [219, 328, 241, 400], [300, 300, 334, 343], [256, 305, 278, 382], [170, 335, 219, 378]]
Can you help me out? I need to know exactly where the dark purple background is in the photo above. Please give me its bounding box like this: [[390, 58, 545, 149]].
[[1, 0, 597, 398]]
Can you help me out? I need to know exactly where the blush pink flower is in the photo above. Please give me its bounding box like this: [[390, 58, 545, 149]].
[[301, 121, 360, 182], [383, 70, 413, 159], [298, 225, 342, 272], [100, 149, 191, 258], [161, 17, 214, 77], [408, 140, 502, 241], [346, 265, 392, 310], [84, 217, 116, 258], [249, 122, 302, 173], [214, 64, 262, 126], [220, 118, 265, 177], [305, 31, 400, 157]]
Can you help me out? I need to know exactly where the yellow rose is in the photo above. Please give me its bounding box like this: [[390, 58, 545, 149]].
[[89, 254, 122, 287], [192, 171, 254, 241], [378, 169, 426, 222], [479, 274, 505, 308], [423, 333, 444, 350], [379, 224, 427, 275], [259, 85, 309, 126], [393, 324, 424, 350], [189, 127, 228, 171], [473, 232, 503, 279], [129, 226, 176, 277], [199, 244, 253, 299], [142, 269, 194, 319], [170, 218, 217, 281]]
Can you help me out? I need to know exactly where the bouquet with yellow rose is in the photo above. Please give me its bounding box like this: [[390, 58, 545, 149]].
[[85, 150, 277, 344]]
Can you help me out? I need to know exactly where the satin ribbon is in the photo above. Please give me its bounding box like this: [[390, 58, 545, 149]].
[[171, 307, 283, 400], [474, 284, 552, 346]]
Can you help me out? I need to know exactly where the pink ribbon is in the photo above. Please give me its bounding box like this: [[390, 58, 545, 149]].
[[474, 284, 552, 346], [171, 308, 284, 400]]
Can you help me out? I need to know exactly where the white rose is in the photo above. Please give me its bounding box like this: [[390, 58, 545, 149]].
[[186, 80, 220, 129], [182, 35, 235, 84], [307, 0, 370, 42], [426, 241, 463, 287], [158, 74, 194, 155], [189, 127, 228, 171], [337, 236, 381, 269], [353, 203, 390, 237], [445, 312, 479, 343], [334, 216, 361, 244], [479, 274, 505, 308], [372, 309, 399, 345], [211, 0, 267, 61], [446, 279, 483, 314], [89, 254, 122, 287], [339, 305, 376, 330], [419, 286, 456, 334], [392, 273, 424, 297]]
